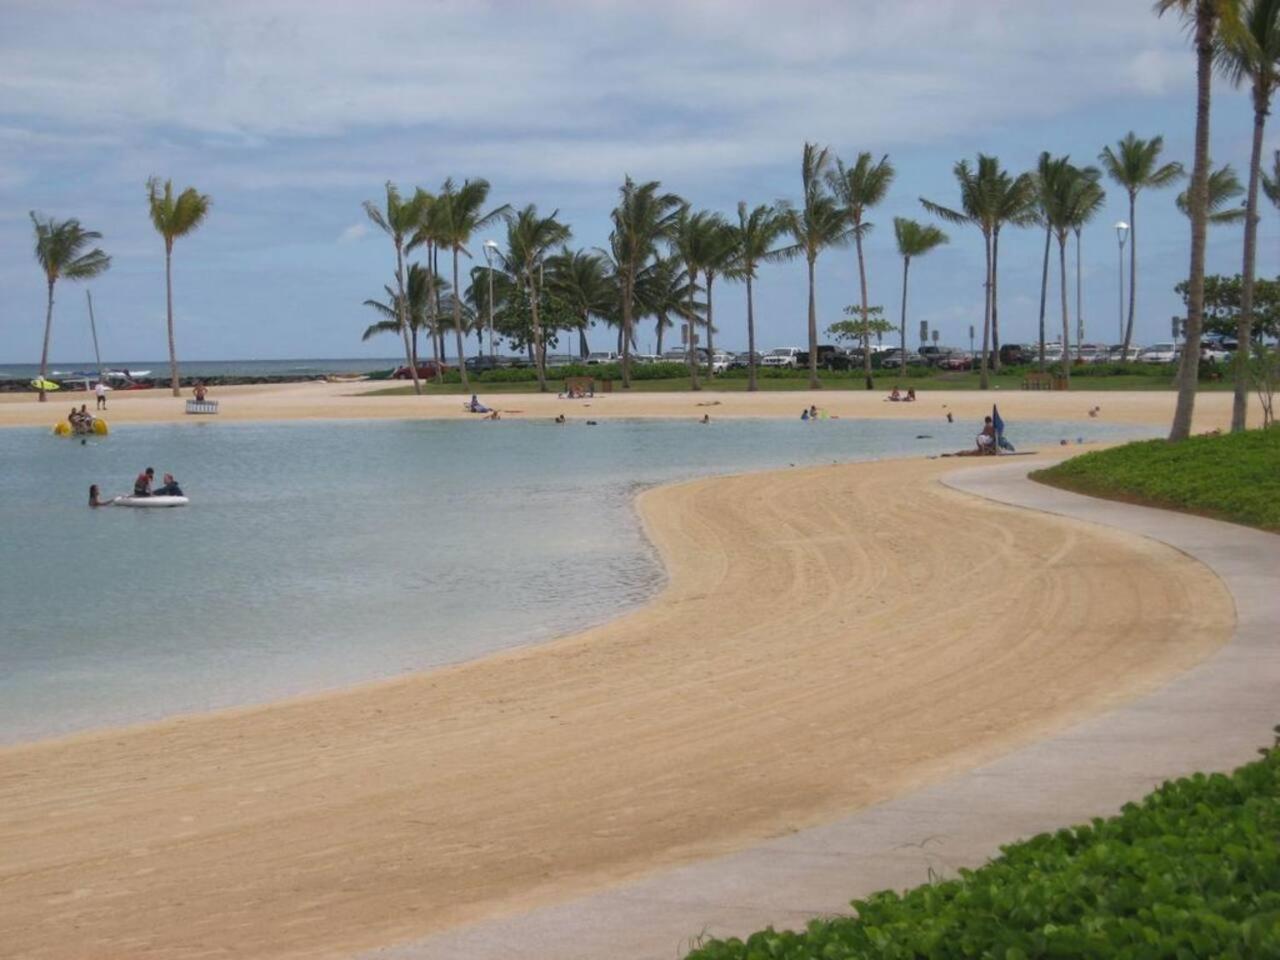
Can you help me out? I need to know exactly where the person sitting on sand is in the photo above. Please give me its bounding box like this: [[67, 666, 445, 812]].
[[809, 405, 819, 419], [554, 413, 566, 424], [152, 473, 184, 497], [1088, 405, 1100, 418], [134, 467, 154, 497], [887, 387, 901, 402], [905, 388, 916, 402], [88, 484, 114, 508], [800, 408, 810, 421], [946, 411, 954, 423], [976, 416, 997, 454]]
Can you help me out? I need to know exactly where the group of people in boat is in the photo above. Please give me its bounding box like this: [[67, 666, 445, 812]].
[[134, 466, 184, 497], [67, 404, 100, 434]]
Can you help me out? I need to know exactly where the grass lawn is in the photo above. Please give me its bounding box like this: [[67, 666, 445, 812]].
[[1032, 428, 1280, 531]]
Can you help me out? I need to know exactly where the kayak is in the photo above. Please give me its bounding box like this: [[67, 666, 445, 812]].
[[31, 378, 60, 391], [53, 419, 108, 437], [112, 495, 188, 508]]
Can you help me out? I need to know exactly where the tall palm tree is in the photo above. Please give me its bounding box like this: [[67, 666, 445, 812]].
[[362, 263, 433, 365], [1070, 174, 1107, 358], [921, 155, 1032, 388], [609, 177, 684, 388], [1099, 134, 1186, 364], [504, 204, 571, 392], [364, 183, 431, 395], [1048, 164, 1105, 383], [1157, 0, 1235, 441], [29, 214, 111, 402], [728, 202, 790, 391], [434, 178, 509, 390], [785, 143, 852, 389], [699, 218, 738, 379], [672, 209, 725, 388], [892, 218, 948, 378], [635, 255, 698, 356], [827, 152, 895, 389], [546, 248, 612, 358], [409, 196, 446, 383], [146, 177, 211, 396], [1034, 153, 1073, 371], [1218, 0, 1280, 430], [1176, 162, 1247, 221]]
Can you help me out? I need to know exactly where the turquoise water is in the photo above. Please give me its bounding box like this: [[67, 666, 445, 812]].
[[0, 417, 1153, 743]]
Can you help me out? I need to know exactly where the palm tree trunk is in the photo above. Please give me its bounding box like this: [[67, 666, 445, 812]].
[[1037, 224, 1051, 373], [1059, 233, 1071, 388], [530, 274, 547, 393], [705, 273, 716, 379], [579, 322, 590, 359], [979, 230, 992, 390], [394, 242, 422, 396], [38, 278, 54, 402], [1171, 4, 1216, 442], [1234, 79, 1268, 432], [1075, 228, 1083, 357], [656, 316, 665, 356], [431, 245, 444, 384], [1122, 190, 1138, 356], [686, 281, 701, 391], [165, 242, 181, 396], [990, 228, 1002, 373], [451, 248, 470, 390], [857, 229, 873, 390], [807, 255, 820, 389], [899, 256, 910, 378], [620, 269, 633, 389], [746, 274, 759, 392], [411, 328, 419, 370]]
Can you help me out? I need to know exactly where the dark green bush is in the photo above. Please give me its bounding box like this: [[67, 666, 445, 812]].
[[686, 742, 1280, 960]]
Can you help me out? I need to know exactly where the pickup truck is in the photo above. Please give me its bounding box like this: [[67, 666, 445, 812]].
[[793, 344, 855, 370]]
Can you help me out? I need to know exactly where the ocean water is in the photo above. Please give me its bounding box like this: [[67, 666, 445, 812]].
[[1, 358, 405, 380], [0, 417, 1154, 743]]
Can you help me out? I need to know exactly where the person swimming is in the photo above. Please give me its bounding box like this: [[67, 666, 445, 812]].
[[88, 484, 114, 507]]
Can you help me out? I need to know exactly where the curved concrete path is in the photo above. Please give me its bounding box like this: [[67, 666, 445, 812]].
[[364, 459, 1279, 960]]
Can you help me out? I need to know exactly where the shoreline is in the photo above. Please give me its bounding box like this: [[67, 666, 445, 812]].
[[0, 377, 1257, 431], [0, 452, 1235, 959]]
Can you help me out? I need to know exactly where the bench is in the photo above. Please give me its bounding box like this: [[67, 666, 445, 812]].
[[185, 399, 219, 415], [1021, 372, 1068, 391]]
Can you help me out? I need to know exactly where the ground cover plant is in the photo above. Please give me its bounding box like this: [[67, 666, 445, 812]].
[[1033, 427, 1280, 531], [684, 733, 1280, 960]]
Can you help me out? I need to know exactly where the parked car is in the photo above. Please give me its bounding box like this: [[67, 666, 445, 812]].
[[660, 349, 690, 363], [630, 353, 661, 364], [761, 347, 803, 368], [1138, 342, 1180, 364], [997, 343, 1030, 365], [880, 349, 925, 369], [585, 351, 618, 365], [708, 352, 734, 374], [729, 351, 765, 369], [1108, 344, 1142, 363], [796, 344, 855, 370], [918, 345, 954, 366], [464, 355, 512, 373], [544, 353, 577, 368], [938, 351, 974, 370]]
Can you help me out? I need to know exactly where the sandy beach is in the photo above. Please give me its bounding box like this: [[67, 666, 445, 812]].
[[0, 377, 1257, 431], [0, 449, 1234, 959]]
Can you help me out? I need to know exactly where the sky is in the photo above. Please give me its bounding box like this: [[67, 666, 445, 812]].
[[2, 0, 1277, 364]]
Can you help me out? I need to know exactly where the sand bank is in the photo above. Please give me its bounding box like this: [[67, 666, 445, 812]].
[[0, 377, 1255, 430], [0, 454, 1233, 959]]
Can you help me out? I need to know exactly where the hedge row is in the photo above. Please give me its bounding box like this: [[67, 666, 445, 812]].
[[686, 736, 1280, 959]]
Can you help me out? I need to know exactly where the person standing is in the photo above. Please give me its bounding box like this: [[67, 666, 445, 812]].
[[95, 380, 108, 411]]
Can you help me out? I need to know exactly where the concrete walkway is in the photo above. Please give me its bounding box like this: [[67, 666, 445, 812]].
[[364, 460, 1279, 960]]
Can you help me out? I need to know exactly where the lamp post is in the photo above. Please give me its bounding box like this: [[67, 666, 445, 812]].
[[483, 240, 499, 359], [1114, 221, 1129, 345]]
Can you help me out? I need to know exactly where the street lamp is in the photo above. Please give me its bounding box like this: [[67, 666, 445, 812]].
[[483, 240, 499, 359], [1114, 221, 1129, 345]]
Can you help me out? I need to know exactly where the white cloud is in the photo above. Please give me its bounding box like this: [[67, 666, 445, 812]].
[[338, 222, 368, 243]]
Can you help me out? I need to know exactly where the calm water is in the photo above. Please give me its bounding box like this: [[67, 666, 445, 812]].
[[2, 357, 404, 380], [0, 417, 1153, 743]]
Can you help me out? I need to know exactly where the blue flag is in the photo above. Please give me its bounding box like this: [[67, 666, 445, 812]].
[[992, 404, 1005, 438]]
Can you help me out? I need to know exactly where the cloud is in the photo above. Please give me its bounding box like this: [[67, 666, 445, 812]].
[[338, 223, 368, 244]]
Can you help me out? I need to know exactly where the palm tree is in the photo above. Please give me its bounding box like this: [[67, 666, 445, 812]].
[[827, 152, 895, 389], [1033, 153, 1072, 371], [409, 196, 446, 383], [921, 155, 1033, 388], [635, 256, 698, 356], [504, 204, 571, 392], [672, 209, 726, 388], [1049, 164, 1105, 384], [363, 183, 431, 395], [892, 218, 948, 378], [1263, 148, 1280, 206], [1176, 163, 1247, 221], [29, 214, 111, 402], [728, 202, 789, 391], [362, 263, 434, 364], [785, 143, 852, 389], [146, 177, 211, 396], [434, 178, 509, 390], [546, 248, 612, 358], [1070, 174, 1107, 359], [699, 219, 738, 379], [1098, 134, 1186, 360], [1158, 0, 1235, 441], [609, 177, 684, 388], [1218, 0, 1280, 431]]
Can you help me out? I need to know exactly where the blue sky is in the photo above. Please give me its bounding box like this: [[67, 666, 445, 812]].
[[2, 0, 1276, 363]]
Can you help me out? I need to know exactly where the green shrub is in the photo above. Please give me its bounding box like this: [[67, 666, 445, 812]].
[[1033, 428, 1280, 531], [686, 740, 1280, 960]]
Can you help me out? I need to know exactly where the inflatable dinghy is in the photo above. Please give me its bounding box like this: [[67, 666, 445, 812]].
[[112, 495, 189, 508]]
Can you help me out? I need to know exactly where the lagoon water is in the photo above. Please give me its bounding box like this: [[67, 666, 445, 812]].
[[0, 417, 1153, 743]]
